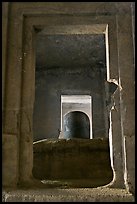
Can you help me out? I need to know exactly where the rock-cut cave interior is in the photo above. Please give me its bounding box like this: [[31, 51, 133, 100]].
[[32, 30, 114, 188], [2, 3, 135, 202]]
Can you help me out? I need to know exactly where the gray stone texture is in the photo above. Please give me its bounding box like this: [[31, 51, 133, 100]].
[[2, 2, 135, 200]]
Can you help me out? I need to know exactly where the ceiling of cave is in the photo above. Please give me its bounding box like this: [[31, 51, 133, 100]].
[[36, 34, 106, 70]]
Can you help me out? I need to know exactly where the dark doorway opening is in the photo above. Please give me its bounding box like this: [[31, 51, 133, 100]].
[[63, 111, 90, 139]]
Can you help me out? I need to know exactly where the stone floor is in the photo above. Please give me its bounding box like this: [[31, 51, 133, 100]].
[[2, 186, 134, 202]]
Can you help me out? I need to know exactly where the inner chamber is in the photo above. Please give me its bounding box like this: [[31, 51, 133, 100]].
[[32, 29, 113, 188], [63, 111, 90, 139]]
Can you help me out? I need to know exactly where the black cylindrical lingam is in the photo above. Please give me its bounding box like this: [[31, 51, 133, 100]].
[[63, 111, 90, 139]]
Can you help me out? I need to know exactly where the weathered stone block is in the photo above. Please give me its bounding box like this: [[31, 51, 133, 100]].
[[2, 134, 18, 187]]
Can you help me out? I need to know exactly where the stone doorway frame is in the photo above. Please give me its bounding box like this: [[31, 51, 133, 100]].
[[3, 3, 134, 191]]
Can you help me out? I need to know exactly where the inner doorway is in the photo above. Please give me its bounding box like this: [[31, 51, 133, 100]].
[[60, 95, 92, 139], [63, 111, 90, 139]]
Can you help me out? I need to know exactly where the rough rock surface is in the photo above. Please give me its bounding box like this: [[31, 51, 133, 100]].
[[2, 187, 134, 202]]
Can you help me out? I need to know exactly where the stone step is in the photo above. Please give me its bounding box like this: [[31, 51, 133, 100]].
[[33, 138, 113, 184], [3, 187, 134, 202]]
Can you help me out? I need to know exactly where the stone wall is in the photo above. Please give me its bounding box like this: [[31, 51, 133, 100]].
[[33, 34, 107, 141]]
